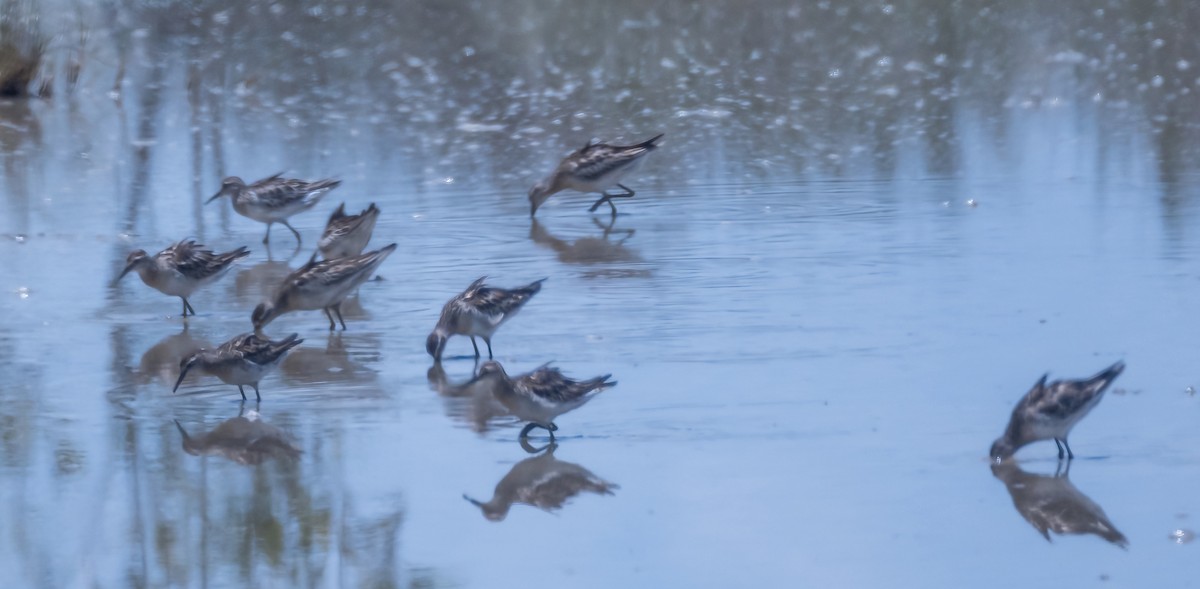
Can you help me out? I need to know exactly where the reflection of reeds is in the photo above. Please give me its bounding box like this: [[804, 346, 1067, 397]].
[[0, 0, 46, 97]]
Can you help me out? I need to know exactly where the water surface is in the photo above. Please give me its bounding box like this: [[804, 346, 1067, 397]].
[[2, 1, 1200, 587]]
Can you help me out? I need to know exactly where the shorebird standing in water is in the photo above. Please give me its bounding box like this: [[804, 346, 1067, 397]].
[[528, 133, 663, 217], [469, 360, 615, 438], [207, 173, 340, 244], [173, 332, 303, 401], [318, 202, 380, 260], [426, 277, 545, 361], [990, 361, 1125, 461], [252, 243, 396, 331], [117, 240, 250, 316]]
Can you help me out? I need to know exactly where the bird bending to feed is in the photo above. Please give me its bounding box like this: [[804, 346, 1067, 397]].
[[468, 360, 615, 438], [990, 361, 1125, 461], [252, 243, 397, 330], [528, 133, 663, 217], [174, 332, 303, 401], [318, 202, 380, 260], [463, 443, 618, 521], [991, 460, 1127, 547], [117, 239, 249, 316], [207, 173, 340, 244], [426, 276, 545, 361]]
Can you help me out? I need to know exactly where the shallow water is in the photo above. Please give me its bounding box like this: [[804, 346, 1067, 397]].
[[2, 0, 1200, 586]]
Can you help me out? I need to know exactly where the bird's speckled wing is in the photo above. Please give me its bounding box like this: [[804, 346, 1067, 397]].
[[222, 333, 301, 365], [449, 277, 544, 326], [247, 176, 340, 208], [560, 134, 662, 183], [514, 365, 611, 403], [164, 240, 248, 280], [1020, 379, 1096, 421], [564, 145, 646, 183], [321, 204, 377, 242], [283, 245, 393, 294]]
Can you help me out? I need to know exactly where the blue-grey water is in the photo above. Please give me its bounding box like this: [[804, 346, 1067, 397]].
[[2, 1, 1200, 587]]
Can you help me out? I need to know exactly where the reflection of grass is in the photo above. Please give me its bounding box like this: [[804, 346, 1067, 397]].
[[0, 0, 46, 97]]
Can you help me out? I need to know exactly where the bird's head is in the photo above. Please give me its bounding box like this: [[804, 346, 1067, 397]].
[[207, 176, 246, 203], [426, 330, 447, 361], [117, 250, 150, 281]]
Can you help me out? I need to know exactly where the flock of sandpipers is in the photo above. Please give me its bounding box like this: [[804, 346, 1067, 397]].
[[116, 134, 663, 439], [116, 130, 1125, 461]]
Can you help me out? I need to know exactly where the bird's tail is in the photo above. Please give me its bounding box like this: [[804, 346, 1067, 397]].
[[327, 202, 347, 222], [276, 333, 305, 354], [223, 246, 252, 263], [302, 179, 341, 208], [517, 278, 547, 297], [1087, 360, 1125, 392], [639, 133, 665, 149], [309, 178, 342, 192]]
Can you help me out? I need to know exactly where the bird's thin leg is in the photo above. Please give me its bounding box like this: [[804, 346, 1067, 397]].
[[324, 307, 336, 330], [238, 385, 247, 401], [238, 400, 246, 417], [181, 297, 190, 317], [1055, 459, 1071, 478], [519, 437, 552, 454], [332, 303, 347, 331], [281, 220, 302, 244], [592, 215, 616, 237], [1062, 438, 1074, 460], [470, 336, 480, 358], [1054, 438, 1065, 460], [253, 384, 261, 402], [184, 298, 196, 316], [615, 183, 636, 198], [588, 193, 613, 213], [263, 222, 273, 244], [483, 336, 493, 359], [519, 422, 538, 438]]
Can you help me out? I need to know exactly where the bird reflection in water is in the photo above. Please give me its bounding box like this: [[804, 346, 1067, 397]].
[[529, 217, 649, 278], [463, 442, 618, 521], [427, 362, 510, 433], [235, 258, 295, 303], [281, 332, 379, 385], [991, 460, 1127, 548], [173, 406, 301, 465], [137, 324, 210, 386]]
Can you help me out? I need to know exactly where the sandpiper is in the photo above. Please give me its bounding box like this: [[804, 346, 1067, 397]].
[[117, 239, 250, 316], [528, 133, 663, 217], [174, 410, 301, 465], [463, 443, 618, 521], [991, 460, 1127, 547], [990, 361, 1125, 461], [469, 360, 614, 438], [426, 277, 545, 361], [174, 332, 303, 401], [252, 243, 397, 330], [207, 173, 340, 244], [318, 202, 380, 260]]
